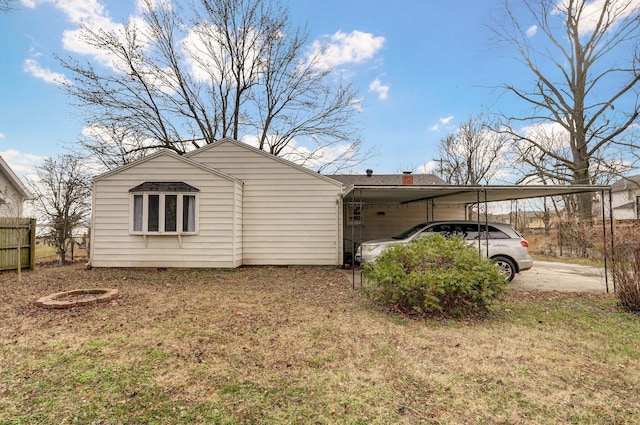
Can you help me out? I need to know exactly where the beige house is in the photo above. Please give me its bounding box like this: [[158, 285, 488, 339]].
[[90, 138, 344, 268], [92, 137, 602, 269], [0, 155, 34, 217]]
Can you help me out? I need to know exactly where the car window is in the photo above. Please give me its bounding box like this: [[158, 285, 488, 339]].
[[393, 224, 428, 240], [461, 223, 481, 240], [473, 225, 510, 240], [418, 223, 512, 240], [424, 224, 468, 239]]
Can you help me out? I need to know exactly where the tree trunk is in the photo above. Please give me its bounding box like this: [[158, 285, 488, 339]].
[[573, 157, 593, 221]]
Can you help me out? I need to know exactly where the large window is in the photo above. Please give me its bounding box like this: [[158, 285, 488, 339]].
[[130, 182, 199, 235]]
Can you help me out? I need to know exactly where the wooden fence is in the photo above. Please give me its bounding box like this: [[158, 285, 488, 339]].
[[0, 218, 36, 271]]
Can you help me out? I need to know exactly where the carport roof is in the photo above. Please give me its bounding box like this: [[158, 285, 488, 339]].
[[342, 184, 611, 205]]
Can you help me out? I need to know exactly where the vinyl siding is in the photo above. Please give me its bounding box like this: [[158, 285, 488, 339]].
[[188, 140, 343, 265], [91, 153, 242, 268], [0, 171, 24, 217]]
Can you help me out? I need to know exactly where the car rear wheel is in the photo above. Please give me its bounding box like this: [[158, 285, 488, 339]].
[[492, 256, 516, 281]]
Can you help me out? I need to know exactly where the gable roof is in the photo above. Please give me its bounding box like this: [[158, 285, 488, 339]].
[[186, 138, 344, 188], [611, 175, 640, 192], [0, 155, 34, 199], [93, 150, 242, 184]]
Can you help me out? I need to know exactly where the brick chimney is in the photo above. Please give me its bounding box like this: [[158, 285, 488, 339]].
[[402, 171, 413, 185]]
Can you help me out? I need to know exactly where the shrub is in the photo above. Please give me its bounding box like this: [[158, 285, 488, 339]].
[[609, 225, 640, 313], [362, 234, 509, 317]]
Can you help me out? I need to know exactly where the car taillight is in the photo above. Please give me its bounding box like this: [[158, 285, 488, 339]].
[[520, 240, 529, 248]]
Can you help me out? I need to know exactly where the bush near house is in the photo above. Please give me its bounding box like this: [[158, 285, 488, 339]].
[[609, 224, 640, 313], [362, 234, 509, 317]]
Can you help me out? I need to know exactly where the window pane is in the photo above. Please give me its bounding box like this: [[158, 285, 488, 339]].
[[183, 195, 196, 232], [165, 195, 177, 232], [133, 195, 143, 232], [148, 195, 159, 232]]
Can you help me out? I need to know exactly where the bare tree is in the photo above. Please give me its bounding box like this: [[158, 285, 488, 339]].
[[0, 0, 16, 13], [495, 0, 640, 219], [434, 116, 511, 185], [77, 124, 151, 170], [28, 154, 92, 265], [60, 0, 366, 172]]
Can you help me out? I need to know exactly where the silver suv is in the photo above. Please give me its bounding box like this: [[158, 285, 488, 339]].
[[355, 221, 533, 281]]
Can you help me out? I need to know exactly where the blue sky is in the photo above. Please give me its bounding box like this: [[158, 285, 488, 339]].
[[0, 0, 619, 180]]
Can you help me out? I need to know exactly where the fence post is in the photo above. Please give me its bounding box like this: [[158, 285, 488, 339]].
[[29, 219, 36, 271]]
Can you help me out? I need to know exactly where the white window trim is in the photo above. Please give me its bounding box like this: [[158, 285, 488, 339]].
[[130, 192, 199, 235]]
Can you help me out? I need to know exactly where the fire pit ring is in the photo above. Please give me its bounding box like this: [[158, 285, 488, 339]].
[[34, 288, 119, 309]]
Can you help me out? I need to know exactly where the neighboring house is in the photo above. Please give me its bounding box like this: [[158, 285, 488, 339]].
[[607, 174, 640, 220], [90, 138, 344, 268], [0, 155, 34, 217]]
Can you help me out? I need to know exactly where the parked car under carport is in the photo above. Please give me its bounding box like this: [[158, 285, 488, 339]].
[[356, 220, 533, 281]]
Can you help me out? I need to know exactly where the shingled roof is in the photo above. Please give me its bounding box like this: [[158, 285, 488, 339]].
[[329, 173, 446, 189], [611, 175, 640, 192]]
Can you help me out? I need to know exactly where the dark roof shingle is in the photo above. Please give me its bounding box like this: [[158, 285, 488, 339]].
[[129, 182, 200, 192], [328, 173, 446, 188]]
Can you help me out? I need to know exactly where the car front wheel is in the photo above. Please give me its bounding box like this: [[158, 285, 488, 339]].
[[492, 256, 516, 281]]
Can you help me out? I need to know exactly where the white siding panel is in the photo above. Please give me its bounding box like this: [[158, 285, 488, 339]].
[[0, 171, 25, 217], [91, 153, 241, 268], [189, 141, 343, 265]]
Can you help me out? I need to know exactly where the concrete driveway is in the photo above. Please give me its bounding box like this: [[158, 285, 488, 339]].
[[511, 260, 612, 293], [346, 260, 613, 293]]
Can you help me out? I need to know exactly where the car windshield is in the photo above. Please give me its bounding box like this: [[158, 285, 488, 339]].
[[392, 224, 427, 240]]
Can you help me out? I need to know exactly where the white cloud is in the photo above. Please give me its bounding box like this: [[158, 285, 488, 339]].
[[37, 0, 131, 69], [23, 59, 72, 86], [310, 30, 385, 70], [440, 115, 454, 125], [0, 149, 45, 178], [520, 121, 570, 151], [368, 78, 389, 100], [349, 97, 364, 113], [526, 24, 538, 37], [553, 0, 640, 35], [0, 133, 5, 139], [430, 115, 454, 131], [421, 160, 438, 174], [19, 0, 52, 8], [55, 0, 109, 24]]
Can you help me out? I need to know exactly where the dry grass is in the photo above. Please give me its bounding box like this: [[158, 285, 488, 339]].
[[1, 264, 639, 424]]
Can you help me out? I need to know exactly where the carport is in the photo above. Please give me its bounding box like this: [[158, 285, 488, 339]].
[[344, 184, 614, 291]]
